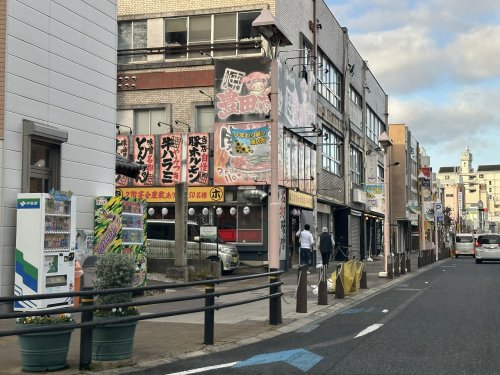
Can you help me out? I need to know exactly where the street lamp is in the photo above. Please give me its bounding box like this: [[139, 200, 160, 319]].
[[252, 10, 291, 271], [253, 9, 291, 326], [377, 131, 393, 278]]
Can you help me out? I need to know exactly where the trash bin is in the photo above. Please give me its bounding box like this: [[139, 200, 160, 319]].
[[74, 260, 84, 306], [82, 256, 97, 290]]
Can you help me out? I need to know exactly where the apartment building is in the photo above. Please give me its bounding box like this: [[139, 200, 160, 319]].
[[0, 1, 118, 309]]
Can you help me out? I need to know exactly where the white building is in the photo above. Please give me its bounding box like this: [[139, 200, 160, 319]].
[[0, 0, 118, 310]]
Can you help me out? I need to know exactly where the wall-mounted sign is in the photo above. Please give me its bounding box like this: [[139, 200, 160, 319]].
[[116, 186, 224, 203], [133, 134, 155, 186], [288, 190, 314, 209]]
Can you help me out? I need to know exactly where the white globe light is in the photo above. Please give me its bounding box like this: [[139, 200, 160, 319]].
[[202, 207, 209, 216], [215, 207, 223, 216], [147, 207, 155, 216], [188, 208, 195, 216], [229, 207, 237, 216], [161, 208, 168, 216], [243, 206, 250, 215]]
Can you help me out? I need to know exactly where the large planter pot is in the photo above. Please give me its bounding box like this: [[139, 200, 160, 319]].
[[17, 325, 73, 372], [92, 318, 137, 361]]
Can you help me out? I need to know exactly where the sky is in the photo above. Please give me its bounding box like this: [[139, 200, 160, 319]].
[[326, 0, 500, 170]]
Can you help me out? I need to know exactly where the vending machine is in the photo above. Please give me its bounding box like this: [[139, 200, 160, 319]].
[[14, 191, 76, 311], [94, 196, 147, 286]]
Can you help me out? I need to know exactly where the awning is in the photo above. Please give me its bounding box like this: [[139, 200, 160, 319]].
[[115, 154, 146, 178]]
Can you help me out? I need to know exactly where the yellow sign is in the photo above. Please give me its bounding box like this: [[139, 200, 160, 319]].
[[116, 187, 224, 203], [288, 190, 314, 209]]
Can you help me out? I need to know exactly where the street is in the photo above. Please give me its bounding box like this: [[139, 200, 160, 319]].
[[127, 257, 500, 375]]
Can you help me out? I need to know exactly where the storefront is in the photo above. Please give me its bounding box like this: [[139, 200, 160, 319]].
[[287, 189, 314, 269]]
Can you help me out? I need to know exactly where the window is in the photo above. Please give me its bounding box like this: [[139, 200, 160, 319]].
[[317, 51, 342, 110], [22, 120, 67, 193], [196, 105, 215, 133], [217, 205, 263, 243], [349, 86, 362, 108], [321, 127, 342, 176], [165, 11, 261, 59], [350, 147, 363, 185], [446, 194, 454, 197], [134, 108, 167, 135], [118, 21, 147, 64], [445, 175, 450, 179], [367, 107, 383, 143], [479, 174, 484, 178]]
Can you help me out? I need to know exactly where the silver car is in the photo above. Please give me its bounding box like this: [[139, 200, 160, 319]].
[[475, 234, 500, 263], [453, 233, 475, 258], [146, 219, 240, 272]]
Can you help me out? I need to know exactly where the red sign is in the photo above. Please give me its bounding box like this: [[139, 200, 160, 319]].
[[188, 133, 209, 185], [159, 134, 182, 186], [133, 134, 155, 186]]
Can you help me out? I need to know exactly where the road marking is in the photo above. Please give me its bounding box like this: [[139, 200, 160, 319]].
[[354, 323, 383, 338], [164, 362, 239, 374], [382, 309, 389, 313], [234, 349, 323, 371]]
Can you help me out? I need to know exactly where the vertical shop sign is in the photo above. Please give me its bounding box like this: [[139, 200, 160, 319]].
[[133, 135, 155, 186], [116, 135, 129, 187], [188, 133, 209, 185], [159, 134, 182, 186]]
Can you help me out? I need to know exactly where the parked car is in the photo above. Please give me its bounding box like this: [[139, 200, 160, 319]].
[[146, 219, 240, 273], [475, 234, 500, 263], [452, 233, 475, 258]]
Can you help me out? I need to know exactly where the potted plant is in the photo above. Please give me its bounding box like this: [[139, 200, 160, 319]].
[[92, 252, 139, 361], [16, 313, 74, 372]]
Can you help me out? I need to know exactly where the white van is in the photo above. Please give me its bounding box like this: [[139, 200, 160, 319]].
[[452, 233, 475, 258], [146, 219, 240, 273]]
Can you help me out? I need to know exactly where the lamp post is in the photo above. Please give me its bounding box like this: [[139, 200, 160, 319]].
[[252, 10, 291, 271], [378, 131, 393, 278]]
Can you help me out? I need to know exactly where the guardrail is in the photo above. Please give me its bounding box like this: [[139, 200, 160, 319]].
[[0, 270, 283, 370]]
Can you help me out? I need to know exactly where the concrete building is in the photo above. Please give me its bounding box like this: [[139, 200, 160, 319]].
[[437, 147, 500, 233], [0, 0, 118, 309], [116, 0, 391, 268]]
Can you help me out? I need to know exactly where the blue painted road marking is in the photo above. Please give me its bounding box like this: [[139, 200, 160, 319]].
[[234, 349, 323, 372]]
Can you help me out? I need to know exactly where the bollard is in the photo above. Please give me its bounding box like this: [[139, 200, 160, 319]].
[[335, 264, 344, 299], [269, 269, 282, 325], [204, 278, 216, 345], [400, 253, 406, 275], [360, 267, 368, 289], [394, 253, 400, 276], [317, 265, 328, 305], [296, 265, 308, 313], [79, 293, 94, 371]]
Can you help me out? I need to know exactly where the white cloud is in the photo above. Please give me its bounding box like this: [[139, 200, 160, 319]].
[[447, 25, 500, 81]]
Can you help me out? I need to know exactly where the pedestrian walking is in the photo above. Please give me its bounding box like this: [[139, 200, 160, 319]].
[[319, 227, 335, 268], [296, 224, 314, 273]]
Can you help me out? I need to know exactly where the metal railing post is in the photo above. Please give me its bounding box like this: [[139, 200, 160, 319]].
[[269, 270, 282, 325], [79, 293, 94, 370], [204, 278, 215, 345]]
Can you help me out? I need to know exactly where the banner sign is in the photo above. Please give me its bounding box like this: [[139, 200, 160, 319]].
[[133, 134, 155, 186], [116, 186, 224, 203], [116, 135, 129, 187], [159, 134, 182, 186], [188, 133, 209, 185]]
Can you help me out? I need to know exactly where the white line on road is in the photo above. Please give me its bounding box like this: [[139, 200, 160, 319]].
[[382, 309, 389, 313], [354, 324, 384, 338], [164, 362, 239, 375]]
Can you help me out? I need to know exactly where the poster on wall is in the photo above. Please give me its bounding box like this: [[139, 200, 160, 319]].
[[188, 133, 210, 185], [214, 57, 272, 123], [115, 136, 129, 187], [133, 135, 155, 186], [214, 122, 271, 185]]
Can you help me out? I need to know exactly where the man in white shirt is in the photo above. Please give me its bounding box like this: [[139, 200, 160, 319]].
[[296, 224, 314, 272]]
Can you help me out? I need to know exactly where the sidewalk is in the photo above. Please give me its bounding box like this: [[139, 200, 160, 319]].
[[0, 251, 426, 374]]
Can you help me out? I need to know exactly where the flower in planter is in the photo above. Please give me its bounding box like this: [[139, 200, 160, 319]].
[[16, 313, 74, 325], [94, 306, 138, 317]]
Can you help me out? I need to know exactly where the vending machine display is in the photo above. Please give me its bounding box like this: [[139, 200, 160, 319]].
[[94, 196, 147, 286], [14, 191, 76, 311]]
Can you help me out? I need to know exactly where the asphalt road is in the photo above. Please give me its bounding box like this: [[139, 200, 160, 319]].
[[127, 256, 500, 375]]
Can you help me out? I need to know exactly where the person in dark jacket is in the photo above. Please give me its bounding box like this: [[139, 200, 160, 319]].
[[319, 226, 335, 267]]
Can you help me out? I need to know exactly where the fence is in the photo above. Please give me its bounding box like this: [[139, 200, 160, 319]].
[[0, 270, 283, 370]]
